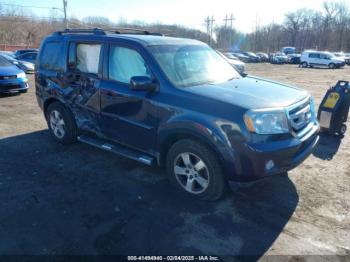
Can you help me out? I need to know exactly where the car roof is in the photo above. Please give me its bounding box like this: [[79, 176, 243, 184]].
[[106, 34, 204, 46], [51, 32, 205, 47]]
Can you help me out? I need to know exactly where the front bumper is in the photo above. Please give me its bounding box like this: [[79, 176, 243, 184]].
[[0, 78, 29, 93], [336, 62, 346, 68], [229, 122, 319, 182]]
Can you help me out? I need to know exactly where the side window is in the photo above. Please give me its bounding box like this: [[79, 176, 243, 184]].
[[309, 53, 320, 59], [76, 43, 101, 74], [109, 46, 151, 83], [40, 42, 63, 71]]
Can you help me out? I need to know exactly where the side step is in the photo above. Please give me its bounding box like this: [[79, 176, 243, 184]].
[[77, 135, 155, 166]]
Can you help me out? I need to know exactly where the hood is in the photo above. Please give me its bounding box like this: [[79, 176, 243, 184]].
[[332, 57, 345, 62], [185, 76, 308, 109], [0, 64, 23, 76]]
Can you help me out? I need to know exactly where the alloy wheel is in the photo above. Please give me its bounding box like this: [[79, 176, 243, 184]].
[[173, 152, 210, 194], [49, 110, 66, 139]]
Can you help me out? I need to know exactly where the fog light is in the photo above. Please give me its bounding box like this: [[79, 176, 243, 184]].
[[265, 160, 275, 171]]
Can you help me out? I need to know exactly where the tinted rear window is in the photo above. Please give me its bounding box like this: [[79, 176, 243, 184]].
[[40, 42, 63, 71]]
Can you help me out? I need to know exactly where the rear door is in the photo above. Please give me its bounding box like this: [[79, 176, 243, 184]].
[[64, 40, 104, 133], [308, 53, 319, 66]]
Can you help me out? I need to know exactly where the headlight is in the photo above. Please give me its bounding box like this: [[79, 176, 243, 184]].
[[16, 72, 26, 79], [244, 109, 290, 134]]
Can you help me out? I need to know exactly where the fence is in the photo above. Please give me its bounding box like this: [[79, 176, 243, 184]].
[[0, 44, 38, 51]]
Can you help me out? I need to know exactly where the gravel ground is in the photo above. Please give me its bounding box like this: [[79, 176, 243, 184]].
[[0, 64, 349, 258]]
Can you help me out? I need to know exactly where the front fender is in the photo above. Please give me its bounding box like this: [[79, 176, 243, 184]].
[[157, 114, 242, 180]]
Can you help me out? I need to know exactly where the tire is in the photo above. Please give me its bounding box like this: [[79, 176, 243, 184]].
[[328, 63, 336, 69], [46, 102, 77, 144], [301, 62, 308, 68], [339, 124, 347, 136], [166, 139, 227, 201]]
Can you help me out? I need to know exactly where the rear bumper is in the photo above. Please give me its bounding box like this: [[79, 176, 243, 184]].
[[228, 123, 319, 182]]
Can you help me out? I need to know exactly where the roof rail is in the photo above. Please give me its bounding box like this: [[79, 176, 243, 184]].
[[53, 27, 163, 36], [54, 28, 106, 35], [108, 27, 163, 36]]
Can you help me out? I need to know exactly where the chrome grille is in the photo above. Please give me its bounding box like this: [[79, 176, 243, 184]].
[[288, 99, 312, 133]]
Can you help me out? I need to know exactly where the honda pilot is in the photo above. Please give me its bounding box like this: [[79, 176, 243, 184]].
[[35, 28, 320, 200]]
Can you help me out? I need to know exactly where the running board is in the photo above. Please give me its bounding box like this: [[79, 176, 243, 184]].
[[77, 135, 154, 166]]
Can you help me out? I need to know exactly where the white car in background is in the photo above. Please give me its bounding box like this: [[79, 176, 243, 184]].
[[334, 52, 350, 65], [300, 51, 345, 69]]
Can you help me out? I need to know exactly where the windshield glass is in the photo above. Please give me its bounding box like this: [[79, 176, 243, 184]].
[[149, 44, 240, 87], [0, 56, 13, 67], [326, 52, 335, 58]]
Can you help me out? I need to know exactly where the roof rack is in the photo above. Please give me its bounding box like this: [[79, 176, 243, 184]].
[[54, 28, 163, 36]]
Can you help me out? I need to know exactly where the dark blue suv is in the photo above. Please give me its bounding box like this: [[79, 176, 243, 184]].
[[35, 28, 319, 200]]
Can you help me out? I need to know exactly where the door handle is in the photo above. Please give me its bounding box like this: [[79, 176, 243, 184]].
[[103, 89, 117, 97]]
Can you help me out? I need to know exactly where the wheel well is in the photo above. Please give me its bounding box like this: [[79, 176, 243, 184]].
[[43, 98, 61, 118], [159, 132, 225, 168]]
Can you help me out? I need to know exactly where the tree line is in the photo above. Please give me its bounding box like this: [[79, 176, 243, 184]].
[[241, 1, 350, 52]]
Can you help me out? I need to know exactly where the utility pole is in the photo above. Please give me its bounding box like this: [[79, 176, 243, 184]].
[[209, 16, 215, 46], [224, 14, 228, 29], [223, 14, 235, 49], [63, 0, 68, 29], [224, 14, 234, 29], [205, 16, 210, 45], [204, 16, 215, 46]]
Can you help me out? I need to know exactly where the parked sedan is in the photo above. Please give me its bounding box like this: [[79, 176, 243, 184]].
[[0, 53, 35, 73], [14, 49, 39, 57], [256, 52, 269, 62], [270, 52, 288, 64], [220, 52, 246, 73], [0, 56, 29, 94], [242, 52, 260, 63], [16, 52, 38, 64], [287, 53, 301, 64], [231, 52, 250, 63], [333, 52, 350, 65]]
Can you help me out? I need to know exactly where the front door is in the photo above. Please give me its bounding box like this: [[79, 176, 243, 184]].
[[99, 44, 159, 153]]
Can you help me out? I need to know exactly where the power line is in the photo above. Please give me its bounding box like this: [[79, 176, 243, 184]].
[[0, 15, 64, 21], [0, 2, 63, 10]]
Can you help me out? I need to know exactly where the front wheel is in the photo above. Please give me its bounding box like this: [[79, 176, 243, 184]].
[[328, 63, 336, 69], [339, 124, 347, 136], [46, 102, 77, 144], [166, 139, 227, 201]]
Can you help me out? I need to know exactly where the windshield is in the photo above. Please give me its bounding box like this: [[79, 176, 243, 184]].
[[0, 56, 13, 67], [149, 44, 240, 87], [0, 54, 16, 62]]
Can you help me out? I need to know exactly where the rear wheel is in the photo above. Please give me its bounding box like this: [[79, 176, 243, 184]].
[[301, 62, 308, 68], [166, 139, 227, 201], [46, 102, 77, 144], [328, 63, 336, 69]]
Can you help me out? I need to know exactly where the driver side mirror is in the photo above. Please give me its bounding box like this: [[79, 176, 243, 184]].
[[130, 76, 158, 92]]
